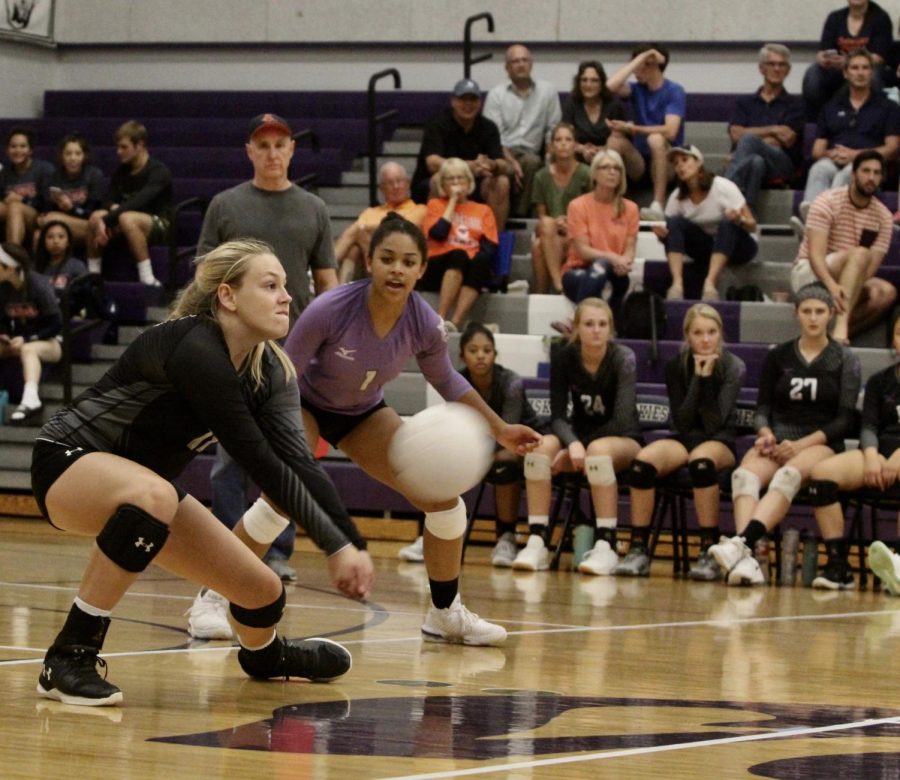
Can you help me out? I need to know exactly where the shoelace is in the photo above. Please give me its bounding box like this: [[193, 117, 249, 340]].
[[66, 646, 110, 682]]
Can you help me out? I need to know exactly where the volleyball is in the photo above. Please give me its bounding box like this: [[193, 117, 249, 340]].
[[389, 403, 494, 503]]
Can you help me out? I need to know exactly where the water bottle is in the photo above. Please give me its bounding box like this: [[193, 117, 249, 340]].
[[0, 389, 7, 425], [780, 529, 800, 586], [801, 532, 819, 587], [754, 536, 771, 584]]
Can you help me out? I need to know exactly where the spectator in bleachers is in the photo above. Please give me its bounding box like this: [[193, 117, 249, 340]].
[[456, 323, 543, 567], [653, 145, 757, 302], [483, 44, 561, 218], [724, 44, 805, 213], [803, 0, 893, 121], [34, 220, 86, 294], [799, 48, 900, 219], [333, 161, 426, 284], [530, 122, 591, 294], [514, 298, 642, 574], [36, 133, 105, 249], [807, 309, 900, 590], [791, 150, 895, 344], [0, 127, 53, 248], [615, 304, 745, 579], [86, 121, 172, 287], [0, 242, 62, 424], [605, 45, 686, 221], [421, 157, 498, 331], [411, 78, 511, 230], [561, 61, 637, 173], [188, 112, 339, 611], [709, 283, 861, 586], [561, 150, 638, 313]]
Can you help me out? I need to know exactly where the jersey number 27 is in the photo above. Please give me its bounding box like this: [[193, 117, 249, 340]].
[[789, 377, 817, 401]]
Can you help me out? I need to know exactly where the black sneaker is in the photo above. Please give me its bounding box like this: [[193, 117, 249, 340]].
[[812, 560, 854, 590], [238, 637, 352, 682], [36, 645, 123, 706]]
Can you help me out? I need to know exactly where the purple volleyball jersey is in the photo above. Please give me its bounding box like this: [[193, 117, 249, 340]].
[[284, 280, 472, 414]]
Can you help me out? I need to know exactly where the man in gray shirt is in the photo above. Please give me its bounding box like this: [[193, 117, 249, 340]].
[[192, 113, 337, 624], [484, 44, 561, 217]]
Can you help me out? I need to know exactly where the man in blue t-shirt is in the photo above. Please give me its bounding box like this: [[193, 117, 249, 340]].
[[607, 44, 686, 220]]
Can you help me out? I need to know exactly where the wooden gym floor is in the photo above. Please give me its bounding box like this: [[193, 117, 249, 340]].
[[3, 516, 900, 779]]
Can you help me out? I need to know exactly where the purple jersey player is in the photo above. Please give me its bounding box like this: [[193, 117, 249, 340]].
[[284, 213, 541, 646]]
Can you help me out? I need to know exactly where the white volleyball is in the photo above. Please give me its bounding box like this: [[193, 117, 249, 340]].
[[388, 403, 494, 503]]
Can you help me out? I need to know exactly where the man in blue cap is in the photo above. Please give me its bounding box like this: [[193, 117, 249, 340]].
[[412, 78, 511, 229]]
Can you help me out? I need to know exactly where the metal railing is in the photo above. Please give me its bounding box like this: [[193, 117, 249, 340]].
[[463, 12, 494, 78], [367, 68, 402, 206]]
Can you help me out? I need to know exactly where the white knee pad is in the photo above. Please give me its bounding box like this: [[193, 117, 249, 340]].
[[524, 452, 551, 481], [585, 455, 616, 486], [424, 497, 466, 540], [242, 497, 291, 544], [731, 468, 761, 501], [769, 465, 803, 502]]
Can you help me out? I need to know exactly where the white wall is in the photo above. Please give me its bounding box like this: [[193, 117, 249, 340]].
[[52, 0, 900, 44], [5, 0, 900, 118]]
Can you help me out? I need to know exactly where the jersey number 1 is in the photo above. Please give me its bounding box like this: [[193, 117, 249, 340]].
[[360, 370, 377, 391]]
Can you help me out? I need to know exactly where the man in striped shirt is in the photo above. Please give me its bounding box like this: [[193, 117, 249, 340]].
[[792, 149, 895, 343]]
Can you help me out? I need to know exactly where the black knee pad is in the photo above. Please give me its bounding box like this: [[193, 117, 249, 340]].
[[628, 459, 658, 490], [230, 585, 286, 628], [689, 458, 719, 488], [95, 504, 170, 573], [807, 479, 840, 507], [486, 460, 524, 485]]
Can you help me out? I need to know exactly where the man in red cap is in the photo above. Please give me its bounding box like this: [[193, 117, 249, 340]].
[[188, 113, 338, 633]]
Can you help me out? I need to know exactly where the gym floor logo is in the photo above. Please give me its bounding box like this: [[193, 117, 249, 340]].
[[150, 693, 900, 774]]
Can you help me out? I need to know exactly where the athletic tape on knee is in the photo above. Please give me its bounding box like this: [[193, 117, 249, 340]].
[[230, 584, 286, 628], [524, 452, 551, 481], [628, 459, 658, 490], [689, 458, 719, 488], [424, 497, 467, 540], [586, 455, 616, 486], [731, 468, 761, 500], [95, 504, 170, 573], [770, 465, 803, 502], [807, 479, 840, 507], [242, 497, 291, 545]]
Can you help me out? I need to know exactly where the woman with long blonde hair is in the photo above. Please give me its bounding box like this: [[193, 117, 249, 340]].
[[516, 297, 642, 574], [30, 238, 369, 707], [615, 304, 745, 579]]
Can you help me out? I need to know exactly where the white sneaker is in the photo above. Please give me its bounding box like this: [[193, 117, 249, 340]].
[[708, 534, 751, 574], [727, 555, 766, 586], [639, 202, 665, 221], [421, 594, 507, 646], [511, 535, 549, 571], [578, 540, 619, 576], [398, 535, 424, 562], [868, 541, 900, 596], [491, 532, 518, 568], [186, 588, 233, 640]]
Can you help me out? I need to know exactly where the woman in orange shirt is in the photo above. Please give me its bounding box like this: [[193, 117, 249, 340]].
[[562, 150, 639, 314], [422, 157, 499, 330]]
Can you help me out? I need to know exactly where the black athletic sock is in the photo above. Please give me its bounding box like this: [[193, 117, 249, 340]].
[[630, 526, 651, 549], [595, 526, 617, 547], [741, 519, 767, 549], [429, 577, 459, 609], [54, 603, 110, 650], [496, 521, 517, 537], [528, 524, 548, 541], [699, 526, 719, 551], [825, 538, 845, 564]]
